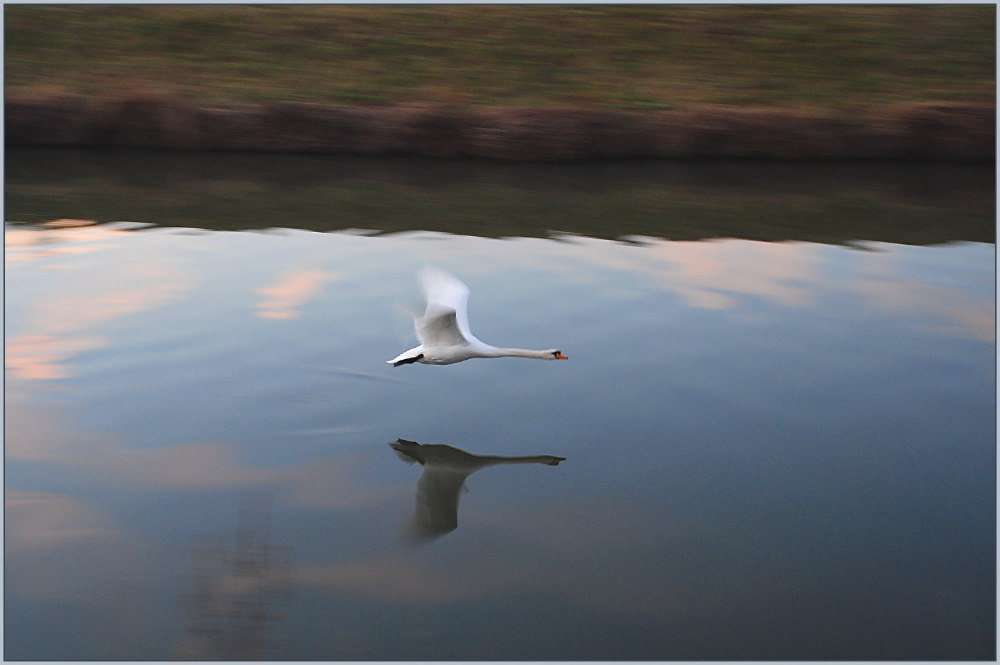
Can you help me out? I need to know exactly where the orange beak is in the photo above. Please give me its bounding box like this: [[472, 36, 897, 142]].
[[555, 353, 568, 359]]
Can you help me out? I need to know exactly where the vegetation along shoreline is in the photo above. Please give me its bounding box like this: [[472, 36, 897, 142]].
[[6, 93, 994, 163]]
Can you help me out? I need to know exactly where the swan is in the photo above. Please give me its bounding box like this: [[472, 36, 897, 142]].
[[388, 266, 568, 366], [390, 438, 565, 542]]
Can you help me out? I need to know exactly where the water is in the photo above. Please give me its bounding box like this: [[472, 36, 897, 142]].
[[4, 149, 995, 661]]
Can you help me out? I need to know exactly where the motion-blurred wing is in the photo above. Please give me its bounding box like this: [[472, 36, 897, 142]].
[[419, 267, 477, 343], [415, 303, 468, 347]]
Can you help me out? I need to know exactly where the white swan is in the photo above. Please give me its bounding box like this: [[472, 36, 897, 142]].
[[388, 266, 568, 366], [390, 438, 565, 542]]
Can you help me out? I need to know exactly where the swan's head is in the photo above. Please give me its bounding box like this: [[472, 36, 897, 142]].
[[548, 350, 568, 360]]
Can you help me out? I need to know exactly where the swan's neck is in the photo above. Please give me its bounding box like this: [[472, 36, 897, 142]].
[[477, 455, 556, 466], [485, 347, 552, 359]]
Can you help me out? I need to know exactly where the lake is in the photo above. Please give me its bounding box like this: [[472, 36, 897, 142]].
[[4, 148, 995, 661]]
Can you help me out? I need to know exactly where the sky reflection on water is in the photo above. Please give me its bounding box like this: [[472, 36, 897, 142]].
[[4, 206, 995, 660]]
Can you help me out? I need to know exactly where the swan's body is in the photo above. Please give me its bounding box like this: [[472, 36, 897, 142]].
[[390, 438, 565, 542], [388, 267, 567, 366]]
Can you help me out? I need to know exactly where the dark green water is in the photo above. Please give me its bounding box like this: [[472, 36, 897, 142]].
[[5, 147, 995, 243]]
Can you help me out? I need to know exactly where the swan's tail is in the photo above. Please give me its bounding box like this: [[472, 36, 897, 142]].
[[388, 351, 423, 366], [390, 439, 426, 464]]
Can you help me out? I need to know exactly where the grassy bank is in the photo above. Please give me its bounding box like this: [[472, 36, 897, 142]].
[[5, 5, 995, 110]]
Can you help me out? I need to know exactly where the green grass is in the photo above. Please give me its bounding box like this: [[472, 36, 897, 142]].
[[5, 5, 995, 110]]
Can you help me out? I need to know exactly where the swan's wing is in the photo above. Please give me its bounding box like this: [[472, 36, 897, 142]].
[[419, 267, 477, 343], [415, 303, 469, 347]]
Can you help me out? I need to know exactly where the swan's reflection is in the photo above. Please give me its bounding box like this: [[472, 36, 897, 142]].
[[391, 438, 565, 543]]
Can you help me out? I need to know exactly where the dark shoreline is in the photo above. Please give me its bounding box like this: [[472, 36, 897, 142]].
[[6, 93, 995, 163]]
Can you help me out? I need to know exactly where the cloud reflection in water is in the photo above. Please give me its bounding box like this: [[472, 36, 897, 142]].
[[4, 219, 993, 660]]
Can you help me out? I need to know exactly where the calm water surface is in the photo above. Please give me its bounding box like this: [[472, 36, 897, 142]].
[[4, 150, 995, 661]]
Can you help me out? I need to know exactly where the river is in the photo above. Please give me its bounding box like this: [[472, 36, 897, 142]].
[[4, 148, 995, 660]]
